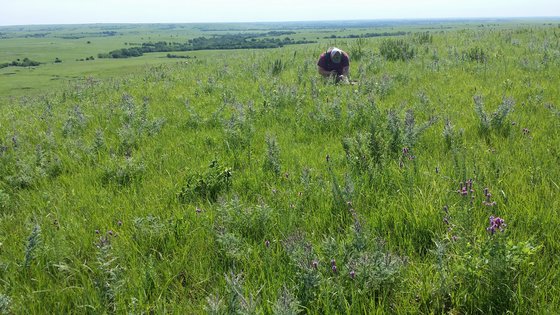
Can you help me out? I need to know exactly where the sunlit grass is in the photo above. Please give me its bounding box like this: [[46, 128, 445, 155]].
[[0, 21, 559, 313]]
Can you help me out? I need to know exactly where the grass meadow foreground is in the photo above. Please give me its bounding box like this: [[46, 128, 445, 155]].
[[0, 21, 560, 313]]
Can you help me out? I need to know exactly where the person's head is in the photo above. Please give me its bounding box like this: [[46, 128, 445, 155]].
[[330, 47, 342, 63]]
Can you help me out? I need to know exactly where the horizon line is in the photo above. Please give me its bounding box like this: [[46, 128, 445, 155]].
[[1, 16, 560, 28]]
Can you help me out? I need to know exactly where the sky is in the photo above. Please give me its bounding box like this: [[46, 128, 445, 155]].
[[1, 0, 559, 26]]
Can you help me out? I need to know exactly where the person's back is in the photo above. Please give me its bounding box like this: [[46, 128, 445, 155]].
[[317, 47, 350, 83]]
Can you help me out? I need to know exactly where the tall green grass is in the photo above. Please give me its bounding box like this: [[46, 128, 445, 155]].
[[0, 22, 559, 313]]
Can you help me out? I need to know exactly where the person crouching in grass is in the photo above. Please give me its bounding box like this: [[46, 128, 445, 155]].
[[317, 47, 350, 84]]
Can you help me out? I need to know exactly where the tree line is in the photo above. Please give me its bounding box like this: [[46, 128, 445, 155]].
[[98, 33, 315, 59], [0, 57, 41, 69]]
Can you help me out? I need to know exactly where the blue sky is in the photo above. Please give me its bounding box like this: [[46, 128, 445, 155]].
[[1, 0, 559, 26]]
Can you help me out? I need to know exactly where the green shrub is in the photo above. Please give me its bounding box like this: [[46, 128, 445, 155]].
[[463, 46, 488, 63], [178, 160, 232, 203], [379, 38, 416, 61]]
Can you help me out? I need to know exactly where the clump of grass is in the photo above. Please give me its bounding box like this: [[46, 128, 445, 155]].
[[349, 37, 367, 61], [223, 101, 255, 165], [35, 142, 63, 178], [101, 157, 145, 187], [462, 46, 488, 63], [270, 58, 285, 76], [412, 31, 433, 44], [216, 198, 273, 243], [213, 198, 274, 267], [5, 158, 36, 189], [0, 189, 10, 211], [115, 94, 166, 154], [379, 38, 416, 61], [178, 160, 232, 203], [62, 105, 87, 137], [92, 128, 106, 153]]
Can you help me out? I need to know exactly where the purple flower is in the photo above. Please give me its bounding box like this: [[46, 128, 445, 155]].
[[350, 270, 356, 279], [265, 240, 270, 248], [312, 260, 318, 269], [486, 216, 506, 234]]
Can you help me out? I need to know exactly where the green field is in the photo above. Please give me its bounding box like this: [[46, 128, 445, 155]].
[[1, 19, 560, 313]]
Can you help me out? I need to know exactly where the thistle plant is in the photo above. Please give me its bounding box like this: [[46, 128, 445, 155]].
[[0, 294, 11, 315], [263, 134, 281, 176], [95, 232, 122, 314], [0, 190, 9, 211], [474, 95, 514, 137], [23, 224, 41, 269], [272, 286, 301, 315]]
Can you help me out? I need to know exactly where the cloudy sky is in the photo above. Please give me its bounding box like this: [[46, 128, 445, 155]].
[[1, 0, 559, 26]]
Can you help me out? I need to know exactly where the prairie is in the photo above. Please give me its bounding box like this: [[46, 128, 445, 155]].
[[0, 19, 559, 313]]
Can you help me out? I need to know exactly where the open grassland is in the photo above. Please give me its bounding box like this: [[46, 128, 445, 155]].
[[1, 20, 560, 313]]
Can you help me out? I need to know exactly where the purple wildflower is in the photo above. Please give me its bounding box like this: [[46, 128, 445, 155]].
[[483, 189, 497, 206], [486, 216, 506, 234], [350, 270, 356, 279], [312, 260, 318, 270]]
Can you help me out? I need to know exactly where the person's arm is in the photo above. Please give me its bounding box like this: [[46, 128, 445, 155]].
[[341, 66, 349, 77], [318, 65, 336, 77]]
